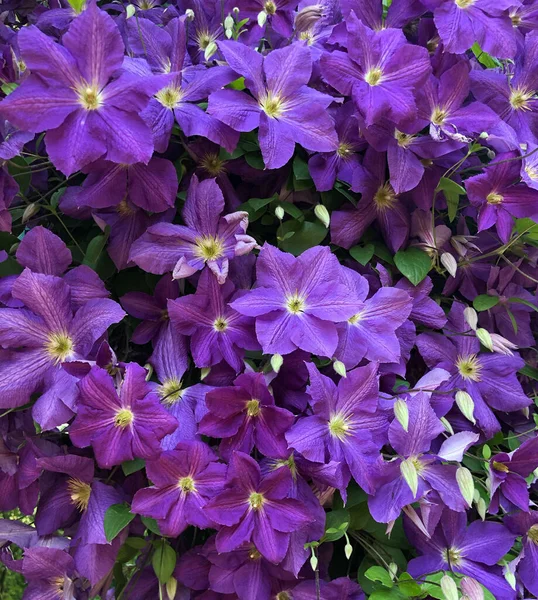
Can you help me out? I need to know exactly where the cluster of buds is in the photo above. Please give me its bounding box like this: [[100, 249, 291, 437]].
[[464, 306, 518, 355]]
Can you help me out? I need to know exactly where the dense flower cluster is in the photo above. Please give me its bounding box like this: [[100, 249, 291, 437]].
[[1, 0, 538, 599]]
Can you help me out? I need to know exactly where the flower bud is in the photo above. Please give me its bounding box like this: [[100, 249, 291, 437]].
[[463, 307, 478, 331], [204, 41, 218, 61], [476, 496, 486, 521], [490, 333, 518, 356], [441, 252, 457, 277], [275, 205, 285, 220], [270, 353, 283, 373], [455, 390, 475, 424], [166, 577, 178, 600], [257, 10, 267, 26], [185, 8, 195, 20], [394, 399, 409, 432], [143, 363, 153, 381], [233, 6, 240, 14], [294, 4, 324, 33], [22, 202, 39, 224], [487, 149, 496, 160], [479, 131, 489, 139], [125, 4, 136, 18], [440, 416, 454, 435], [333, 359, 347, 378], [400, 458, 418, 497], [309, 548, 318, 572], [504, 568, 516, 590], [461, 577, 484, 600], [440, 575, 459, 600], [344, 533, 352, 560], [200, 367, 210, 380], [224, 14, 234, 30], [476, 327, 493, 351], [225, 28, 233, 38], [388, 562, 398, 580], [457, 466, 474, 508], [314, 204, 330, 228]]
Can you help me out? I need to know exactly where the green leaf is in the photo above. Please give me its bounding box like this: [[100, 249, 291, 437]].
[[437, 177, 465, 222], [397, 573, 422, 596], [507, 296, 538, 312], [350, 244, 375, 266], [473, 294, 499, 311], [515, 218, 538, 241], [141, 516, 161, 535], [368, 589, 403, 600], [83, 228, 110, 270], [66, 0, 85, 12], [152, 539, 176, 584], [323, 508, 349, 542], [520, 364, 538, 381], [278, 220, 327, 255], [292, 155, 311, 181], [393, 247, 431, 285], [227, 77, 245, 90], [364, 566, 393, 588], [122, 458, 145, 476], [104, 503, 135, 542], [506, 307, 518, 334], [245, 152, 265, 170], [1, 82, 18, 95], [471, 42, 501, 69], [279, 202, 304, 220]]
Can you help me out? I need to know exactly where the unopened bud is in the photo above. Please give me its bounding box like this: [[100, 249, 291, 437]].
[[455, 390, 475, 424], [388, 562, 398, 580], [440, 575, 459, 600], [314, 204, 330, 228], [490, 333, 518, 356], [275, 205, 285, 220], [344, 533, 352, 560], [463, 307, 478, 331], [476, 327, 493, 351], [204, 41, 217, 61], [504, 569, 516, 590], [200, 367, 210, 380], [309, 548, 318, 572], [476, 497, 486, 521], [440, 416, 454, 435], [257, 10, 267, 26], [487, 149, 496, 160], [270, 353, 283, 373], [294, 4, 324, 33], [125, 4, 136, 18], [479, 131, 489, 139], [400, 458, 418, 497], [9, 242, 19, 254], [457, 466, 474, 508], [441, 252, 457, 277], [461, 577, 484, 600], [333, 359, 346, 378], [224, 14, 234, 30], [166, 576, 178, 600], [185, 8, 195, 20], [233, 6, 240, 14], [22, 202, 39, 224], [143, 363, 153, 381], [394, 399, 409, 432], [225, 28, 233, 38]]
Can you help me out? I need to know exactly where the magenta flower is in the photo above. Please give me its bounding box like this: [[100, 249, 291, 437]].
[[70, 363, 178, 468]]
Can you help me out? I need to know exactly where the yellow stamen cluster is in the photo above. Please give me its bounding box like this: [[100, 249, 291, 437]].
[[67, 478, 91, 512], [246, 399, 261, 417], [285, 292, 306, 314], [159, 378, 183, 405], [337, 142, 353, 158], [328, 413, 351, 441], [248, 492, 265, 510], [196, 30, 215, 51], [442, 546, 462, 566], [431, 106, 447, 126], [492, 460, 510, 473], [194, 235, 224, 261], [509, 88, 533, 111], [45, 332, 74, 364], [116, 199, 136, 217], [114, 408, 134, 428], [374, 182, 397, 210], [78, 84, 102, 111], [264, 0, 277, 15], [201, 153, 226, 176], [364, 67, 383, 86], [456, 354, 482, 382], [50, 576, 66, 596], [395, 130, 414, 148], [213, 316, 228, 332], [528, 524, 538, 544], [178, 476, 196, 493], [455, 0, 476, 8], [259, 93, 284, 118], [486, 192, 504, 205], [156, 86, 183, 109]]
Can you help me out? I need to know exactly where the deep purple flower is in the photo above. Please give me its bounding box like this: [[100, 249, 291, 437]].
[[231, 244, 363, 357], [70, 363, 178, 468], [130, 175, 256, 283], [17, 547, 77, 600], [505, 510, 538, 596], [208, 41, 338, 169], [132, 441, 226, 537], [199, 372, 294, 459], [204, 452, 313, 564]]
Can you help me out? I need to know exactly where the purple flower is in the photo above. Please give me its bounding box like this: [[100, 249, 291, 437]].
[[505, 510, 538, 597], [286, 362, 385, 495], [233, 0, 297, 37], [207, 41, 338, 169], [199, 372, 294, 459], [132, 441, 226, 537], [0, 3, 161, 175], [466, 152, 538, 243], [17, 547, 77, 600], [130, 175, 256, 283], [230, 244, 363, 357], [0, 268, 125, 429], [204, 452, 313, 564], [321, 13, 431, 127], [70, 363, 178, 468]]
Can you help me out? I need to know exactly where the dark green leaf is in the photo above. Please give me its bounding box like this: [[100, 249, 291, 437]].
[[393, 248, 431, 285], [141, 516, 161, 535], [350, 244, 375, 266], [397, 573, 421, 596], [83, 228, 110, 270], [507, 296, 538, 312], [152, 539, 176, 584], [104, 503, 135, 542], [437, 177, 465, 222], [364, 566, 393, 588], [245, 152, 265, 170], [520, 364, 538, 381], [122, 458, 145, 476], [278, 220, 327, 255], [473, 294, 499, 311], [322, 508, 349, 542], [292, 155, 311, 181]]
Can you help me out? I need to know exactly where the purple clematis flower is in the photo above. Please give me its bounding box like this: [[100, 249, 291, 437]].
[[230, 244, 363, 358], [0, 268, 125, 429], [465, 152, 538, 243], [207, 41, 338, 169], [334, 266, 413, 369], [69, 363, 178, 468], [199, 372, 294, 459], [16, 547, 77, 600], [169, 268, 259, 372], [130, 175, 256, 283], [231, 0, 297, 38], [291, 577, 365, 600], [204, 452, 313, 564], [489, 436, 538, 513], [286, 362, 385, 495], [0, 3, 161, 175], [505, 510, 538, 597], [320, 13, 431, 127], [132, 441, 226, 537], [406, 509, 517, 600]]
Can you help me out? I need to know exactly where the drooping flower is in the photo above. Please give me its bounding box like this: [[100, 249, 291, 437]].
[[230, 244, 363, 358], [132, 441, 226, 537], [130, 175, 256, 283], [208, 41, 338, 169], [69, 363, 178, 468]]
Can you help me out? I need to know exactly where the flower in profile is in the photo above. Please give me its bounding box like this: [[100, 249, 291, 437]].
[[204, 452, 313, 564], [199, 372, 294, 458], [505, 510, 538, 597], [132, 441, 226, 537], [0, 3, 161, 175], [208, 41, 338, 169], [230, 244, 363, 357], [70, 363, 178, 468], [130, 175, 256, 283]]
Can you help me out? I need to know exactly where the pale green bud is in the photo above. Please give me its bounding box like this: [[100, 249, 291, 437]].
[[200, 367, 211, 380], [22, 203, 39, 224], [400, 458, 418, 497], [455, 390, 475, 424], [476, 327, 493, 351], [344, 533, 352, 560], [204, 41, 218, 61], [476, 497, 486, 521], [333, 359, 347, 378], [309, 548, 318, 572], [143, 363, 153, 381], [441, 416, 454, 435], [275, 205, 285, 220], [125, 4, 136, 18], [457, 466, 474, 508], [270, 353, 284, 373], [440, 575, 459, 600], [505, 569, 516, 590], [394, 399, 409, 432], [166, 577, 178, 600], [441, 252, 457, 277], [224, 14, 234, 30], [463, 306, 478, 331], [185, 8, 195, 20], [257, 10, 267, 26], [225, 28, 233, 38], [388, 563, 398, 580], [314, 204, 330, 228]]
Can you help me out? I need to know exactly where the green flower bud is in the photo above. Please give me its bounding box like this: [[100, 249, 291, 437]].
[[476, 327, 493, 351], [314, 204, 330, 228], [440, 575, 459, 600], [270, 353, 284, 373], [204, 41, 218, 61], [400, 458, 418, 497], [457, 466, 474, 507], [333, 359, 347, 378], [394, 399, 409, 432], [455, 390, 475, 424]]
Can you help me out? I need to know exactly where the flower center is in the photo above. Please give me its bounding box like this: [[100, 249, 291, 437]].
[[455, 0, 476, 8], [197, 30, 215, 50], [249, 548, 262, 560], [511, 13, 522, 26], [276, 594, 292, 600], [159, 378, 183, 405], [395, 130, 414, 148], [178, 476, 196, 493], [248, 492, 265, 510], [348, 311, 362, 325], [156, 86, 183, 109], [510, 88, 533, 110], [486, 192, 504, 205], [50, 576, 66, 595], [260, 92, 284, 118], [442, 546, 462, 566], [456, 354, 482, 381], [116, 199, 136, 217], [213, 316, 228, 332], [194, 235, 224, 261], [364, 67, 383, 86], [246, 399, 260, 417], [431, 106, 447, 126], [77, 84, 102, 110], [264, 0, 277, 14], [114, 408, 134, 428], [299, 30, 314, 44], [285, 292, 306, 314], [328, 413, 352, 441], [374, 182, 397, 210], [200, 153, 225, 176], [337, 142, 353, 158], [492, 460, 510, 473], [525, 166, 538, 180], [528, 524, 538, 544], [45, 332, 74, 364], [67, 478, 91, 512]]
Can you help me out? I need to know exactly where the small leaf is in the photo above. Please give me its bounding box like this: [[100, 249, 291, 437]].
[[471, 42, 501, 68], [104, 503, 135, 542], [83, 228, 110, 270], [323, 508, 349, 542], [141, 516, 161, 535], [393, 248, 431, 286], [507, 296, 538, 313], [350, 244, 375, 266], [473, 294, 499, 311], [122, 458, 145, 476], [364, 566, 393, 588], [152, 540, 176, 584], [398, 573, 422, 596], [520, 364, 538, 381], [437, 177, 465, 222]]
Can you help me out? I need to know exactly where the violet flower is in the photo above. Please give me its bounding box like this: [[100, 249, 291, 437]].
[[505, 510, 538, 597]]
